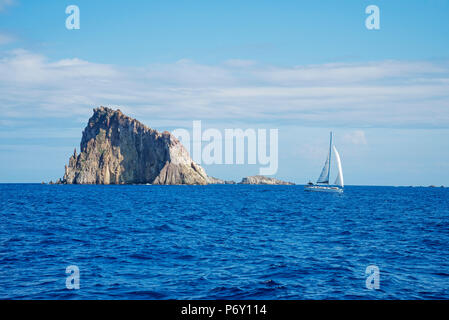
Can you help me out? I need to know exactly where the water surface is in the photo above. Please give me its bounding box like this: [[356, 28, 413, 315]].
[[0, 184, 448, 299]]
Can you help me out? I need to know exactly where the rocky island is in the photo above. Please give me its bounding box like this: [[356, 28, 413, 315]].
[[62, 107, 209, 185]]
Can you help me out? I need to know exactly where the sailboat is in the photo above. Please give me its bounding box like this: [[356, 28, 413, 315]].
[[304, 132, 344, 193]]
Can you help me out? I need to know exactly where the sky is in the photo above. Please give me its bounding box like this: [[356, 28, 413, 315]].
[[0, 0, 449, 185]]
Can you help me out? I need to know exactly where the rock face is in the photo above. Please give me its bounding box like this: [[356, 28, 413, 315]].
[[239, 175, 295, 185], [62, 107, 209, 185]]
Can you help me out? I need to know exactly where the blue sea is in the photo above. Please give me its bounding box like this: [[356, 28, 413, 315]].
[[0, 184, 448, 300]]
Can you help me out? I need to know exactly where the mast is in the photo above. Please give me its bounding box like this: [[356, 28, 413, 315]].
[[328, 131, 332, 184]]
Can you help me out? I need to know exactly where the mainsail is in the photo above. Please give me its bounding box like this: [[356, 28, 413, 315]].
[[316, 132, 333, 184], [333, 146, 344, 187], [317, 154, 330, 184]]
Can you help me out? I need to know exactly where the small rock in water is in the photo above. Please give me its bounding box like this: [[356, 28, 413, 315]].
[[239, 175, 295, 185]]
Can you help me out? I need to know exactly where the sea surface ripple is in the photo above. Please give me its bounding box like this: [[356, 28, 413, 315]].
[[0, 184, 448, 299]]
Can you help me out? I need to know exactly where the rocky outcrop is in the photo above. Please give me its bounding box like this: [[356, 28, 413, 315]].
[[239, 175, 295, 185], [62, 107, 209, 185], [207, 176, 236, 184]]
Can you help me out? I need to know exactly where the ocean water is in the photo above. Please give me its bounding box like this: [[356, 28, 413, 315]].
[[0, 184, 448, 300]]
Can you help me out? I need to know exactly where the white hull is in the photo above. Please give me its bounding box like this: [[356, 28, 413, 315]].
[[304, 185, 343, 193]]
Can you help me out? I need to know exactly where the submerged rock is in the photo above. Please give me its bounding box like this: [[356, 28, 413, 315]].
[[62, 107, 209, 185], [239, 175, 295, 185]]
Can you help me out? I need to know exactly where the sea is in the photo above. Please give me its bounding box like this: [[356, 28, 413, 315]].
[[0, 184, 448, 300]]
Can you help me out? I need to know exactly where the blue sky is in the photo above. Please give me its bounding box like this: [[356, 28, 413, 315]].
[[1, 0, 449, 185], [2, 0, 449, 65]]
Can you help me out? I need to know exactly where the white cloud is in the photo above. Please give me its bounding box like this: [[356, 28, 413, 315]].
[[0, 49, 449, 129], [252, 60, 447, 86], [343, 130, 367, 145]]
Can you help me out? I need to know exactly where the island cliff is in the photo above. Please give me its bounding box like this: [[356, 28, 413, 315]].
[[62, 107, 209, 185]]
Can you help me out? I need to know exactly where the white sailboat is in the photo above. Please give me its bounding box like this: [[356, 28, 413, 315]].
[[304, 132, 344, 193]]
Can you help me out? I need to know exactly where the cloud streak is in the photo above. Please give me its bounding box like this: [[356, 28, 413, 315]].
[[1, 49, 449, 129]]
